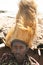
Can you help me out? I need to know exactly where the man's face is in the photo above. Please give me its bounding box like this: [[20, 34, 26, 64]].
[[11, 40, 27, 63]]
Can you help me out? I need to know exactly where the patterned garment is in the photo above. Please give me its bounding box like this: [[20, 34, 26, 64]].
[[0, 53, 39, 65]]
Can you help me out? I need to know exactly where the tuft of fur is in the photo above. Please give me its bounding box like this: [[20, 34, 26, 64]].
[[5, 0, 37, 48]]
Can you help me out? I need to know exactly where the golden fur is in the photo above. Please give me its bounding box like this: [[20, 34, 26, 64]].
[[5, 0, 37, 48]]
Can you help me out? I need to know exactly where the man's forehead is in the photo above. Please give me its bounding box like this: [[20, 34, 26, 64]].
[[11, 39, 27, 46]]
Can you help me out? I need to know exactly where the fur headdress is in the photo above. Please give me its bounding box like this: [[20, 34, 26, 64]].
[[5, 0, 37, 48]]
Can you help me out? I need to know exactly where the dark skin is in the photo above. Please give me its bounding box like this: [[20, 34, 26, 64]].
[[11, 40, 28, 64]]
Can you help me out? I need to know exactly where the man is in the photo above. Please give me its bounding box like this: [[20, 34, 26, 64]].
[[0, 0, 39, 65], [0, 39, 39, 65]]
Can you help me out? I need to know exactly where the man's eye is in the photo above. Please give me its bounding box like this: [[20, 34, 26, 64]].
[[20, 46, 24, 49], [14, 46, 17, 49]]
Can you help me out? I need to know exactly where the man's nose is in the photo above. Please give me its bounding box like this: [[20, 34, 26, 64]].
[[17, 48, 20, 53]]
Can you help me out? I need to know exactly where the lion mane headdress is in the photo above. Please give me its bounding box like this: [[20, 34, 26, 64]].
[[5, 0, 37, 48]]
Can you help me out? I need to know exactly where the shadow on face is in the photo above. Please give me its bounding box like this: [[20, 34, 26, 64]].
[[11, 39, 27, 63]]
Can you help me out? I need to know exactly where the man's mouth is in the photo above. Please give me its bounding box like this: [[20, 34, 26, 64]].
[[16, 54, 22, 58], [15, 54, 23, 59]]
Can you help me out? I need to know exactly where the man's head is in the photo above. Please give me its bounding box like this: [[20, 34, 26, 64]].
[[11, 39, 28, 63]]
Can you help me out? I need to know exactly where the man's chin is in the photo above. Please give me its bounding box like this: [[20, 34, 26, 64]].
[[15, 55, 24, 63]]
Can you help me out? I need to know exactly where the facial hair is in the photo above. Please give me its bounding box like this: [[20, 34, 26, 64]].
[[14, 52, 26, 63]]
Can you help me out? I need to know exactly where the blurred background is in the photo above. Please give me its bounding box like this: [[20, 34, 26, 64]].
[[0, 0, 43, 17]]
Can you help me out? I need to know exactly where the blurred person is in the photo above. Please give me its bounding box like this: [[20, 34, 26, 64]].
[[0, 0, 39, 65]]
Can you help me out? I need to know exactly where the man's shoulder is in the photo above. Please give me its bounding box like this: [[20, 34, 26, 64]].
[[0, 52, 14, 63], [2, 52, 13, 58], [28, 56, 39, 65]]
